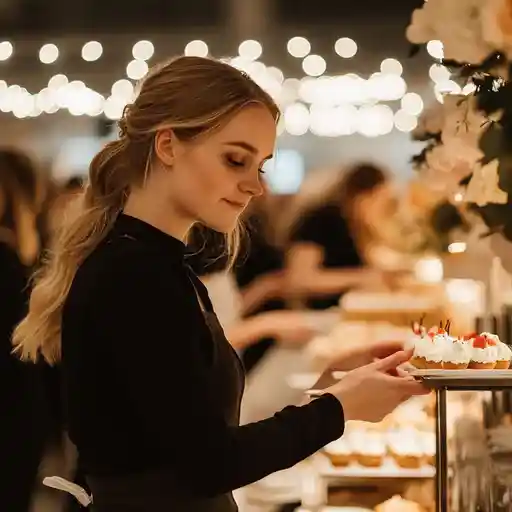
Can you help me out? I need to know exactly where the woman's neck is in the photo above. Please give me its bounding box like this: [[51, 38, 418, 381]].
[[123, 193, 192, 241]]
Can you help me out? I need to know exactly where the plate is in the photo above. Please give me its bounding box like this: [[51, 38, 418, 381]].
[[409, 369, 512, 378]]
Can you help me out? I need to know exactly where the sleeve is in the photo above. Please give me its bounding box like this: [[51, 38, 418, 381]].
[[100, 263, 344, 496]]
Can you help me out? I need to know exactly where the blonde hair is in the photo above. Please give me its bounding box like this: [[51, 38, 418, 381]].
[[13, 55, 279, 364]]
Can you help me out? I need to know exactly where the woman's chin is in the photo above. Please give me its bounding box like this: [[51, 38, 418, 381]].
[[201, 215, 239, 234]]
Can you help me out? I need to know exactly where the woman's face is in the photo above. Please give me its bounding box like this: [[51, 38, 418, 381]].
[[354, 183, 397, 226], [150, 104, 276, 234]]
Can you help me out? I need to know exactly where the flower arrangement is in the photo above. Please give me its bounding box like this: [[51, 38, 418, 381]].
[[406, 0, 512, 243]]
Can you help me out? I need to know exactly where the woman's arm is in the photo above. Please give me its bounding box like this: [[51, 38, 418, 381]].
[[101, 261, 344, 497], [286, 243, 377, 296], [238, 270, 283, 316], [226, 310, 316, 350]]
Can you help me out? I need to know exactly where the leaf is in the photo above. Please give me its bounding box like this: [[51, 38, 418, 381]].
[[472, 203, 511, 229], [430, 202, 468, 235]]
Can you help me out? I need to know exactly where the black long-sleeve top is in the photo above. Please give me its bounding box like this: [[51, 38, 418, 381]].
[[61, 214, 344, 501]]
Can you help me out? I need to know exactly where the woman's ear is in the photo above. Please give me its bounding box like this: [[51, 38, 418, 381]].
[[154, 130, 175, 167]]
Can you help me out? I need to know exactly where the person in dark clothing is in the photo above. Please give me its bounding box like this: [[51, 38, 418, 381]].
[[287, 163, 397, 310], [0, 157, 47, 511], [12, 56, 426, 511]]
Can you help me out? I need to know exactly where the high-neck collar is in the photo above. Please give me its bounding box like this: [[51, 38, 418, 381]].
[[113, 213, 186, 259]]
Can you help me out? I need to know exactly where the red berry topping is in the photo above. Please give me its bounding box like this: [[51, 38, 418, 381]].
[[463, 332, 477, 341], [472, 335, 487, 349]]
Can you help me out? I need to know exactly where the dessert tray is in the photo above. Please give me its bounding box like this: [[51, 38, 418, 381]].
[[316, 454, 435, 480]]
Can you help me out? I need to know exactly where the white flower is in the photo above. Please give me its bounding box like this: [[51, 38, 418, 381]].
[[406, 0, 493, 64], [413, 102, 446, 139], [464, 159, 508, 206]]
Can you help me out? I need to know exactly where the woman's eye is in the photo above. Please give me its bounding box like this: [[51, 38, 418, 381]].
[[227, 156, 244, 167]]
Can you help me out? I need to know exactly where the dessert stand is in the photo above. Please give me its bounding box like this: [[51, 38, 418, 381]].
[[412, 371, 512, 512]]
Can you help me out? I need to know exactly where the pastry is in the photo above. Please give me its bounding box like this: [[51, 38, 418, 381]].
[[352, 432, 386, 468], [468, 335, 498, 369], [324, 438, 352, 467], [442, 338, 470, 369], [388, 433, 424, 469], [375, 495, 424, 512], [482, 332, 512, 369], [419, 432, 436, 466]]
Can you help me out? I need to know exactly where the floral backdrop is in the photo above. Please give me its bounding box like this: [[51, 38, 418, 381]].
[[406, 0, 512, 253]]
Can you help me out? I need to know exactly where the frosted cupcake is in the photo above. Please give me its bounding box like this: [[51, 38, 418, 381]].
[[481, 332, 512, 369], [419, 432, 436, 466], [352, 433, 386, 468], [324, 438, 352, 467], [442, 338, 470, 369], [375, 495, 424, 512], [387, 431, 424, 469], [468, 335, 498, 369], [415, 334, 448, 369]]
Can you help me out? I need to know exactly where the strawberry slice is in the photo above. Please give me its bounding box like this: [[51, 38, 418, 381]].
[[463, 332, 477, 341], [472, 335, 487, 349]]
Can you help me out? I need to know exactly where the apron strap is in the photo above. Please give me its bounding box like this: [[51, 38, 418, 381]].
[[43, 476, 93, 507]]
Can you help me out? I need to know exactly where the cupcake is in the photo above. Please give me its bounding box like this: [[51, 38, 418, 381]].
[[418, 333, 449, 369], [419, 432, 436, 466], [388, 432, 424, 469], [482, 332, 512, 369], [468, 335, 498, 369], [352, 432, 386, 468], [324, 438, 352, 467], [375, 495, 424, 512], [442, 338, 470, 369]]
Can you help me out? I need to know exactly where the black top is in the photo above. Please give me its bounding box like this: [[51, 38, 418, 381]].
[[289, 203, 363, 310], [62, 214, 344, 507]]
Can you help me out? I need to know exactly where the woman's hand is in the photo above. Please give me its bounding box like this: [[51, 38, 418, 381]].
[[328, 339, 406, 372], [325, 350, 429, 423]]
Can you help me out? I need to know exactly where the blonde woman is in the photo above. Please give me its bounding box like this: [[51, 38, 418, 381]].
[[13, 57, 426, 511]]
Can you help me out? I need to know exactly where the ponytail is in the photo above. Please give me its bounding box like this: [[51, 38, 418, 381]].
[[13, 140, 128, 364]]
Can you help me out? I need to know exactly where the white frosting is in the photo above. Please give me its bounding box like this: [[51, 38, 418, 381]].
[[325, 438, 352, 455], [420, 433, 436, 456], [443, 340, 470, 364], [470, 344, 498, 363], [496, 342, 512, 361], [352, 434, 386, 456], [481, 332, 500, 344], [388, 437, 424, 457], [414, 336, 444, 362]]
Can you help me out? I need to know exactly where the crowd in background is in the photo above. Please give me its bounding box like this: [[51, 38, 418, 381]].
[[0, 145, 410, 511]]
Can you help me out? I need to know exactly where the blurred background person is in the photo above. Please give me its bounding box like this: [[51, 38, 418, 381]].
[[285, 162, 398, 310], [0, 148, 48, 511]]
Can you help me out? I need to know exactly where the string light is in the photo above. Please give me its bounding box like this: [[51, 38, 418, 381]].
[[0, 41, 13, 61], [39, 43, 59, 64], [82, 41, 103, 62], [1, 37, 420, 137]]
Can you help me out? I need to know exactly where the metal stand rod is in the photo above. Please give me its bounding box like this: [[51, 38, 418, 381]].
[[436, 387, 448, 512]]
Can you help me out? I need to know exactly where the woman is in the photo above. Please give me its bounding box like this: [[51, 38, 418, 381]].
[[0, 152, 47, 511], [13, 56, 426, 511], [286, 163, 396, 310]]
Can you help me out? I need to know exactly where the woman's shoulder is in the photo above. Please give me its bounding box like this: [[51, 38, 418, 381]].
[[76, 236, 188, 298]]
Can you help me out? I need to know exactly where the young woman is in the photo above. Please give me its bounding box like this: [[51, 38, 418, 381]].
[[13, 56, 426, 511]]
